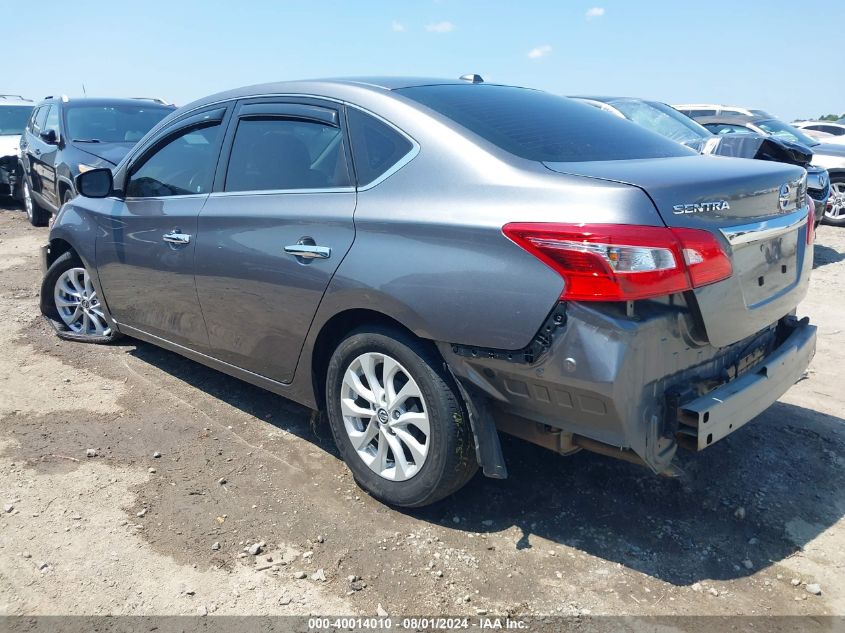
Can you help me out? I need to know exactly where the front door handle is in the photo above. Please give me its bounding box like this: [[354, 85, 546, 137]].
[[284, 244, 331, 259], [163, 231, 191, 245]]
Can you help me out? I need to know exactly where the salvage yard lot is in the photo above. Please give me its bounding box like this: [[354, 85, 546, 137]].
[[0, 201, 843, 617]]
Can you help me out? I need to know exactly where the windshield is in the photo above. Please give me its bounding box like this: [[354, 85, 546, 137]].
[[0, 105, 34, 136], [396, 84, 693, 162], [755, 118, 819, 147], [607, 99, 710, 144], [66, 104, 172, 143]]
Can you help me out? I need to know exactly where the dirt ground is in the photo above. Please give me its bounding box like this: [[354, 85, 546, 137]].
[[0, 200, 843, 619]]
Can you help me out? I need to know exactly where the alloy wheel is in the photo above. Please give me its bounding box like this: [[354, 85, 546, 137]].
[[340, 352, 430, 481], [23, 182, 33, 220], [825, 182, 845, 221], [53, 267, 112, 336]]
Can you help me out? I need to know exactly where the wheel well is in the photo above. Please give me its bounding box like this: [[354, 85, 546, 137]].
[[828, 169, 845, 182], [57, 180, 72, 203], [310, 309, 423, 409], [46, 238, 76, 269]]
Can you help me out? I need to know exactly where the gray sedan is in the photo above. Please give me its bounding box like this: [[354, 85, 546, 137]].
[[40, 78, 816, 506]]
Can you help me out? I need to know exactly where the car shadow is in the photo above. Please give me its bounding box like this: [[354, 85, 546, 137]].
[[411, 401, 845, 585], [126, 339, 844, 586], [124, 339, 337, 452], [813, 243, 845, 269]]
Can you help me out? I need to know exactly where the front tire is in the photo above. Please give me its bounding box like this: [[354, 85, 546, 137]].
[[23, 180, 50, 227], [41, 251, 120, 343], [325, 327, 477, 507], [822, 177, 845, 226]]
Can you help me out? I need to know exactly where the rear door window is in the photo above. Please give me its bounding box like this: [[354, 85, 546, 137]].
[[43, 106, 60, 134], [396, 84, 691, 162], [347, 108, 414, 186], [224, 117, 350, 192], [32, 107, 49, 134]]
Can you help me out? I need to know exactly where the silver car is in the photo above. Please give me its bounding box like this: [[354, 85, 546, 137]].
[[40, 78, 817, 506]]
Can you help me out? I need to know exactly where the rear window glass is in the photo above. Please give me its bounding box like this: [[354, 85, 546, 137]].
[[347, 108, 413, 186], [396, 84, 693, 163]]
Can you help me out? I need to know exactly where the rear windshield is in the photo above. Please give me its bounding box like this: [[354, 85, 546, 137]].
[[395, 84, 693, 162], [65, 104, 173, 144]]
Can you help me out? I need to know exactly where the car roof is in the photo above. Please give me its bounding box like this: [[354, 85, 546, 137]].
[[36, 96, 175, 108], [179, 76, 521, 112], [691, 114, 760, 125], [799, 120, 845, 127], [571, 95, 652, 104], [0, 95, 34, 106]]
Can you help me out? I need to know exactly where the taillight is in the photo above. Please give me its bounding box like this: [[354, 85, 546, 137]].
[[502, 223, 732, 302]]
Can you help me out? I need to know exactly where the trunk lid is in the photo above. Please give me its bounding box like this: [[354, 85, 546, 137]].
[[544, 156, 812, 347]]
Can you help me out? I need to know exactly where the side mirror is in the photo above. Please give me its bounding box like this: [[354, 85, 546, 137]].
[[75, 168, 114, 198], [40, 129, 58, 144]]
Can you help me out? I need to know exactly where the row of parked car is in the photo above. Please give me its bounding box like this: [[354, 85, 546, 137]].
[[0, 94, 175, 224], [2, 90, 843, 229]]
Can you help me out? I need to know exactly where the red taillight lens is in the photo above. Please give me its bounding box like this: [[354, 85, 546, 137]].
[[502, 223, 732, 302]]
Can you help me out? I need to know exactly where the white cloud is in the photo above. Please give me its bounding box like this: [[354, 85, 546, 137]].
[[528, 44, 552, 59], [391, 20, 405, 32], [585, 7, 605, 19], [426, 21, 455, 33]]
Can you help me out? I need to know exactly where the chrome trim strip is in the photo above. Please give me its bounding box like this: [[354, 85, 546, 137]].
[[124, 193, 209, 201], [208, 187, 355, 198], [720, 207, 809, 246]]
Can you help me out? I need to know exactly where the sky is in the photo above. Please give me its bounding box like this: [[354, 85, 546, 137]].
[[5, 0, 843, 121]]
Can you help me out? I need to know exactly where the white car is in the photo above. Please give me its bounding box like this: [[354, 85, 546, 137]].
[[0, 95, 34, 201], [674, 103, 773, 118], [794, 121, 845, 145]]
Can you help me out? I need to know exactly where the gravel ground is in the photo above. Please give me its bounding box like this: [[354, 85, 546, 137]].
[[0, 200, 843, 618]]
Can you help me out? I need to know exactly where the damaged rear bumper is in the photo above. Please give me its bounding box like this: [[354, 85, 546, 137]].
[[677, 319, 815, 450], [440, 301, 815, 476]]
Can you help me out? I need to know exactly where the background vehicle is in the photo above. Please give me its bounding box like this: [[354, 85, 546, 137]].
[[794, 120, 845, 145], [0, 95, 34, 202], [674, 103, 773, 118], [43, 78, 816, 506], [19, 96, 174, 226], [691, 113, 845, 226], [574, 97, 828, 225]]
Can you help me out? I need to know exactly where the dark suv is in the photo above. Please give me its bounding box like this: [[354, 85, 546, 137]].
[[20, 96, 174, 225]]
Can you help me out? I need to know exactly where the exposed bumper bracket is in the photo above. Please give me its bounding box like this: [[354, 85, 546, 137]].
[[680, 318, 816, 450]]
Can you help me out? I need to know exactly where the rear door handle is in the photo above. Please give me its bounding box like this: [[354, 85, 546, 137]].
[[163, 231, 191, 245], [284, 244, 331, 259]]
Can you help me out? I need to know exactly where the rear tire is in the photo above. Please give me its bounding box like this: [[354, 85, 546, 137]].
[[822, 176, 845, 227], [41, 251, 120, 344], [11, 164, 24, 203], [325, 327, 477, 507], [23, 180, 50, 227]]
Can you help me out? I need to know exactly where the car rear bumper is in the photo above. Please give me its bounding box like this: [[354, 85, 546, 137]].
[[440, 302, 815, 474], [676, 318, 815, 450]]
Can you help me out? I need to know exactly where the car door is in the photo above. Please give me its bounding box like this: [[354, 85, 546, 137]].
[[21, 106, 52, 204], [35, 105, 61, 208], [194, 99, 356, 383], [95, 106, 230, 350]]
